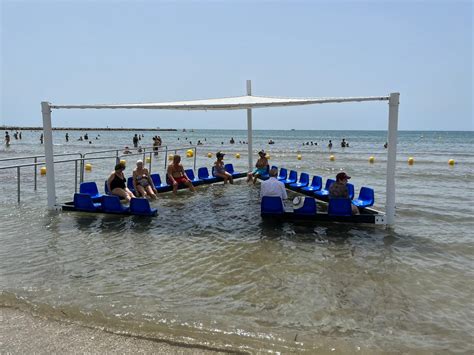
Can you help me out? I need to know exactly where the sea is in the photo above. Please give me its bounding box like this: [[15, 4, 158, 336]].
[[0, 129, 473, 353]]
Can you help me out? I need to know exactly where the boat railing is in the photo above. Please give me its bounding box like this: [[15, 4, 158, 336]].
[[0, 145, 198, 204]]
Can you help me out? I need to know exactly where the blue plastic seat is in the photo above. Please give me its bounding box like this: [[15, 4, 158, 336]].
[[289, 172, 309, 189], [293, 197, 317, 215], [74, 193, 101, 212], [314, 178, 335, 198], [301, 176, 323, 193], [150, 173, 170, 192], [127, 176, 135, 194], [347, 183, 355, 200], [277, 168, 288, 181], [102, 195, 129, 214], [281, 170, 297, 185], [224, 163, 241, 178], [79, 182, 103, 200], [352, 187, 374, 208], [130, 198, 158, 216], [261, 196, 285, 216], [184, 169, 204, 185], [328, 198, 352, 216], [198, 167, 218, 183]]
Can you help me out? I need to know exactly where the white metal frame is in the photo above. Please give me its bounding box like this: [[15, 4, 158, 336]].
[[41, 81, 399, 225]]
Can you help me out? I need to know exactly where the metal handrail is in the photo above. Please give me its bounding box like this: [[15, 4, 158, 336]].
[[0, 152, 82, 163]]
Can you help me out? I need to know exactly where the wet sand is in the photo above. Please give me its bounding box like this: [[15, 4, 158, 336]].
[[0, 307, 226, 354]]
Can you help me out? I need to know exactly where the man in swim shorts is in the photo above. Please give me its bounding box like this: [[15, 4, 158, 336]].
[[167, 154, 195, 194]]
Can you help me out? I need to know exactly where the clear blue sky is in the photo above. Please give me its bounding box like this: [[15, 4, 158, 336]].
[[1, 0, 472, 130]]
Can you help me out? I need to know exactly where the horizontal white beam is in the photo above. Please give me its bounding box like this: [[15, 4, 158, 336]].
[[49, 95, 389, 111]]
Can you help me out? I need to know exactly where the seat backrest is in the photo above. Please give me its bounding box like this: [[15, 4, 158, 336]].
[[198, 167, 210, 179], [184, 169, 195, 180], [347, 183, 355, 200], [299, 173, 309, 184], [224, 163, 234, 174], [328, 198, 352, 216], [74, 193, 97, 211], [311, 176, 323, 190], [102, 195, 123, 212], [130, 198, 152, 214], [271, 165, 278, 171], [127, 176, 134, 191], [79, 182, 99, 196], [359, 187, 375, 203], [324, 178, 335, 190], [150, 173, 161, 186], [278, 168, 288, 179], [261, 196, 285, 215], [288, 170, 298, 181], [294, 197, 317, 215]]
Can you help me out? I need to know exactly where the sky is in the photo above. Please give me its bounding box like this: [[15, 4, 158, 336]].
[[1, 0, 472, 131]]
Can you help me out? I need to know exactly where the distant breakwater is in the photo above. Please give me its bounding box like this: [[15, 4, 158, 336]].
[[1, 126, 177, 132]]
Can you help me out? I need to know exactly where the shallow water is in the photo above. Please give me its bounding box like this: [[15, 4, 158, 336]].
[[0, 129, 473, 352]]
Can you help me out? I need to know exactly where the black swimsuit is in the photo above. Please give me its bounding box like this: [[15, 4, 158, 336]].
[[110, 173, 126, 190]]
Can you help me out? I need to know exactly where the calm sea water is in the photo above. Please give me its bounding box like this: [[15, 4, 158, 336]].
[[0, 129, 473, 353]]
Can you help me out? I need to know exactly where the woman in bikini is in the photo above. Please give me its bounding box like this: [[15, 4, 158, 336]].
[[213, 151, 233, 184], [107, 163, 134, 202], [247, 150, 269, 185], [166, 154, 195, 194], [133, 160, 157, 199]]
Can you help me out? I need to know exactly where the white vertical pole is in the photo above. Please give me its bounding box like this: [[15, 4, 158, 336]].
[[42, 101, 57, 210], [386, 92, 400, 226], [246, 80, 253, 171]]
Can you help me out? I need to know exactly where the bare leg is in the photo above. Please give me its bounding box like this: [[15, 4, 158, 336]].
[[112, 188, 132, 202], [136, 185, 147, 198], [172, 183, 178, 194], [186, 180, 195, 192], [352, 205, 360, 215], [226, 172, 233, 184], [247, 172, 253, 183], [145, 185, 157, 199]]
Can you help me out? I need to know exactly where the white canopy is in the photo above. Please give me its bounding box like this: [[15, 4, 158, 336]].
[[50, 95, 389, 110]]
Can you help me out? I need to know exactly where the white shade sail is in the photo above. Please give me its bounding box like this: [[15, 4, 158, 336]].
[[50, 95, 389, 110]]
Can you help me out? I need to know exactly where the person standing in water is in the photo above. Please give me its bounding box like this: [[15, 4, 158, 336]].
[[40, 133, 43, 144], [5, 132, 11, 146], [65, 133, 69, 142], [328, 140, 333, 149]]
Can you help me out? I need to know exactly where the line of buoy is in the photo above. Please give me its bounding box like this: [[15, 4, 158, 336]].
[[145, 157, 151, 163], [408, 157, 414, 165], [448, 159, 455, 166], [120, 159, 126, 165], [40, 167, 46, 175], [85, 163, 92, 171], [207, 152, 213, 158], [235, 153, 240, 159], [297, 154, 301, 160], [186, 149, 194, 158], [369, 156, 375, 164], [329, 155, 335, 161]]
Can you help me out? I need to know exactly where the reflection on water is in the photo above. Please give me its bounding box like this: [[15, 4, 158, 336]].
[[1, 130, 473, 352]]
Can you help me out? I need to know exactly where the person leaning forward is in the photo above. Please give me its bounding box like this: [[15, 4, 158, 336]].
[[329, 172, 359, 215], [166, 154, 195, 194]]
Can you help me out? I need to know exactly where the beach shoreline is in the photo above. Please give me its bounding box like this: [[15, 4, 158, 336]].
[[0, 307, 228, 354]]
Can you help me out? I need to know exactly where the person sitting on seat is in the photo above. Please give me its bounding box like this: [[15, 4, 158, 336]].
[[247, 150, 269, 185], [166, 154, 195, 194], [214, 152, 233, 184], [133, 160, 157, 199], [107, 162, 134, 202], [260, 168, 287, 201], [329, 172, 359, 215]]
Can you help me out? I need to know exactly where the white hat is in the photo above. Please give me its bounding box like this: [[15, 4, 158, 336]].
[[292, 196, 305, 209]]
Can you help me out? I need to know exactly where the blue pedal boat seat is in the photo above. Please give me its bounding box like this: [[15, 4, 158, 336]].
[[281, 170, 298, 185], [150, 173, 170, 192], [102, 195, 129, 214], [347, 183, 355, 200], [198, 167, 218, 183], [293, 197, 317, 215], [74, 193, 101, 212], [277, 168, 288, 181], [79, 182, 103, 200], [224, 163, 241, 178], [352, 187, 374, 208], [184, 169, 204, 185], [261, 196, 285, 216], [314, 178, 335, 198], [130, 198, 158, 216], [301, 176, 323, 193], [127, 177, 135, 194], [328, 198, 352, 216], [289, 172, 309, 189]]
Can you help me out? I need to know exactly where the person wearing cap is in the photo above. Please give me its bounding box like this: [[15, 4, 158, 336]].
[[260, 168, 287, 201], [107, 162, 135, 202], [166, 154, 196, 194], [133, 160, 157, 199], [214, 152, 233, 184], [329, 172, 359, 215], [247, 150, 269, 185]]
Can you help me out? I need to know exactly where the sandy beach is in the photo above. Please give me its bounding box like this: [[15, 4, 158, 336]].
[[0, 307, 227, 354]]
